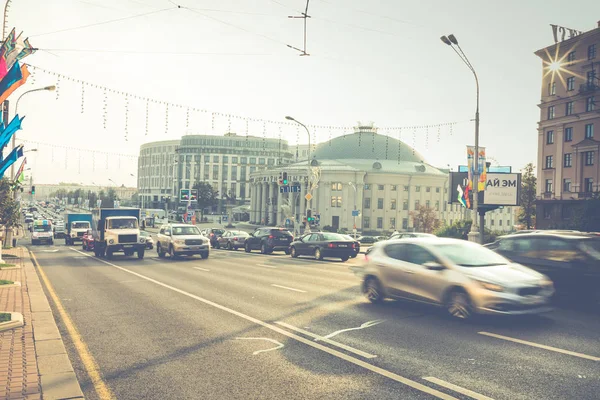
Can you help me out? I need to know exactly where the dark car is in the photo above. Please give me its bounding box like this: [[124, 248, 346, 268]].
[[290, 232, 357, 262], [245, 227, 293, 254], [487, 233, 600, 300], [341, 234, 360, 258], [216, 230, 250, 250], [357, 236, 381, 244], [205, 228, 225, 247]]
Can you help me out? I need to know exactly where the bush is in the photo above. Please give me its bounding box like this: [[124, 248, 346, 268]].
[[435, 220, 472, 240], [322, 225, 336, 232]]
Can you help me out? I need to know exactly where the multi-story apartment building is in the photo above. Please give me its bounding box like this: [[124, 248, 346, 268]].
[[535, 21, 600, 228]]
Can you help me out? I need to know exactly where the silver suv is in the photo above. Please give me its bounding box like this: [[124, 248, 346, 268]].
[[356, 238, 554, 319], [156, 224, 209, 259]]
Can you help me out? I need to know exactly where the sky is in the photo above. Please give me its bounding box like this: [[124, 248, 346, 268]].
[[6, 0, 600, 186]]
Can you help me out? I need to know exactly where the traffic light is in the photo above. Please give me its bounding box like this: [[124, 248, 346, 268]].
[[282, 172, 288, 185], [31, 185, 35, 195], [306, 209, 313, 222]]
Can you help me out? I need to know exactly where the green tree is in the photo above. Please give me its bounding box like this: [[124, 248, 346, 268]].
[[193, 181, 218, 218], [0, 178, 20, 240], [435, 219, 472, 240], [410, 205, 441, 233], [518, 163, 537, 229]]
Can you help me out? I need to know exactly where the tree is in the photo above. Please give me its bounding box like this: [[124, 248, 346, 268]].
[[569, 195, 600, 232], [193, 181, 218, 218], [0, 178, 20, 240], [518, 163, 537, 229], [435, 219, 472, 240], [409, 205, 441, 233]]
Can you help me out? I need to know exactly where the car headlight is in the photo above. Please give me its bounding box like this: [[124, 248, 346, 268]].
[[539, 278, 554, 289], [474, 279, 505, 292], [174, 239, 185, 245], [109, 239, 114, 244]]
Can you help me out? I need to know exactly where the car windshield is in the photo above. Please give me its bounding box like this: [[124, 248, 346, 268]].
[[73, 222, 89, 229], [231, 231, 248, 236], [173, 226, 201, 235], [432, 242, 509, 267], [109, 219, 138, 229], [33, 226, 51, 232], [322, 233, 346, 240]]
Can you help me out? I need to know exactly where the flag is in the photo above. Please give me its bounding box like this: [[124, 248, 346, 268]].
[[0, 144, 23, 178], [16, 37, 36, 61], [0, 63, 29, 103], [0, 115, 24, 150], [14, 156, 26, 178], [0, 28, 16, 59], [4, 31, 24, 71], [0, 61, 23, 100]]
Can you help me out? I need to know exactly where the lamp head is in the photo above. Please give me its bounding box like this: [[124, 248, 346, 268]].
[[448, 34, 458, 45], [44, 85, 56, 91], [440, 36, 452, 46], [285, 116, 295, 121]]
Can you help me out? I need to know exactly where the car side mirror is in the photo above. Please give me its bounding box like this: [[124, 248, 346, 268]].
[[424, 262, 445, 271]]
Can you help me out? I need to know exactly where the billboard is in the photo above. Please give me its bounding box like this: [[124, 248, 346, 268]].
[[179, 189, 198, 202], [483, 173, 521, 206]]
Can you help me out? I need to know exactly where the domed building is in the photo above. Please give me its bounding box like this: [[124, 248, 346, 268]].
[[249, 123, 470, 233]]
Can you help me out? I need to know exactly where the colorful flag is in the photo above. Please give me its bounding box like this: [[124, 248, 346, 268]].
[[0, 63, 29, 103], [14, 156, 26, 179], [0, 115, 25, 150], [466, 145, 486, 192], [0, 61, 23, 99], [0, 144, 23, 178], [0, 28, 16, 59]]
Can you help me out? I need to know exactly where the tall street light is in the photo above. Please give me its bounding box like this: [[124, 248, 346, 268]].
[[285, 115, 311, 233], [440, 34, 482, 243]]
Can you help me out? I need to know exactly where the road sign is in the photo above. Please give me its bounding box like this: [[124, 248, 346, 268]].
[[279, 185, 301, 193], [285, 218, 291, 225], [304, 193, 313, 201], [186, 214, 192, 222], [351, 210, 359, 217], [222, 215, 228, 222]]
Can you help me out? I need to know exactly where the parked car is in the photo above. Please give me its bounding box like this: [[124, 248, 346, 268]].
[[216, 230, 250, 250], [357, 236, 382, 244], [204, 228, 225, 247], [245, 227, 293, 254], [290, 232, 357, 261], [486, 232, 600, 301], [139, 230, 154, 250], [156, 223, 210, 259], [389, 232, 437, 240], [81, 229, 94, 251], [356, 238, 554, 319], [341, 234, 360, 258]]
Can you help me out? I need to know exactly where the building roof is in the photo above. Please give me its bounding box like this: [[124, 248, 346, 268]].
[[312, 131, 426, 164]]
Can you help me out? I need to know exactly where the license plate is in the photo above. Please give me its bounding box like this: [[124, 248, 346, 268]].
[[338, 244, 347, 247], [124, 245, 133, 248]]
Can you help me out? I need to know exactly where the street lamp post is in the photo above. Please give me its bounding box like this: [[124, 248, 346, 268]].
[[285, 116, 311, 233], [348, 182, 358, 238], [441, 34, 482, 243]]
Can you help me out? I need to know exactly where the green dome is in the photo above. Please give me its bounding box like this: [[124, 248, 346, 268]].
[[312, 131, 426, 163]]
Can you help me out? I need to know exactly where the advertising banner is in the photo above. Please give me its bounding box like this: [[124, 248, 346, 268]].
[[483, 173, 521, 206], [467, 146, 486, 192]]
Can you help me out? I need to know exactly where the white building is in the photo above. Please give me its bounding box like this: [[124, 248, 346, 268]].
[[249, 124, 516, 233], [138, 139, 180, 209]]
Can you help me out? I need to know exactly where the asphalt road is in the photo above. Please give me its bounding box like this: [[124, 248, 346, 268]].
[[29, 239, 600, 400]]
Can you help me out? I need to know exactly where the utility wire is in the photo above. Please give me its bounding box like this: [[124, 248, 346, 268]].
[[38, 48, 286, 56], [30, 6, 178, 37]]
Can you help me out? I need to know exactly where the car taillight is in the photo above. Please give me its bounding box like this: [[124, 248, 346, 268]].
[[210, 233, 214, 237], [352, 243, 356, 249], [328, 243, 337, 248], [269, 235, 274, 239], [233, 237, 238, 241]]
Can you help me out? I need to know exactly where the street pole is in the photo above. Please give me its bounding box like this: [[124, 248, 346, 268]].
[[286, 116, 311, 233], [441, 34, 482, 243]]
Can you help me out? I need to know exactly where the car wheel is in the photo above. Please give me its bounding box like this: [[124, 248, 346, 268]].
[[169, 245, 177, 259], [260, 243, 268, 254], [201, 252, 209, 259], [340, 256, 349, 262], [106, 250, 113, 259], [364, 277, 384, 303], [215, 241, 220, 249], [314, 248, 323, 260], [284, 248, 290, 255], [137, 249, 145, 260], [227, 242, 233, 251], [290, 246, 298, 258], [446, 289, 472, 320], [245, 243, 251, 253], [157, 244, 166, 258]]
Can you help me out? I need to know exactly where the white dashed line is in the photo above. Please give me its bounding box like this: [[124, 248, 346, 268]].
[[478, 332, 600, 362], [423, 377, 495, 400], [193, 267, 210, 272], [257, 264, 277, 269], [270, 284, 307, 293]]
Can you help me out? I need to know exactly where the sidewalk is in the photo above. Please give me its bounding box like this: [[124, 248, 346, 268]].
[[0, 246, 84, 400]]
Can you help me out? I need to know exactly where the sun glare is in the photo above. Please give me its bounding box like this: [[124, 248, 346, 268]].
[[549, 61, 562, 71]]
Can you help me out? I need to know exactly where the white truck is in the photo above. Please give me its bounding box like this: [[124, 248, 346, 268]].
[[92, 208, 146, 259]]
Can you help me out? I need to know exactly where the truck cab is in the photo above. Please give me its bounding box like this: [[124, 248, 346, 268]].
[[31, 220, 54, 245], [92, 208, 146, 259]]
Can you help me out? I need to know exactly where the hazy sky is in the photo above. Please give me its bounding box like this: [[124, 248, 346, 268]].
[[7, 0, 600, 186]]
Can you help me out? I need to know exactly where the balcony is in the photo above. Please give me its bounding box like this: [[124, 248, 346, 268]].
[[577, 191, 598, 199], [579, 83, 599, 94]]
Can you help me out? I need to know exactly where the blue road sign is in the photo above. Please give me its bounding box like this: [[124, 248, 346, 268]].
[[285, 218, 291, 225], [352, 210, 359, 217], [279, 185, 302, 193], [222, 215, 228, 222]]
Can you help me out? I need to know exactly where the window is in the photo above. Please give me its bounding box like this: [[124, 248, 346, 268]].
[[331, 182, 342, 191], [402, 218, 408, 229], [544, 205, 552, 219], [585, 123, 594, 138], [585, 178, 594, 192], [425, 200, 430, 209], [436, 187, 440, 193], [546, 130, 554, 144], [435, 201, 440, 211], [547, 106, 555, 120], [377, 198, 384, 209], [586, 96, 596, 112], [231, 166, 238, 180], [222, 156, 229, 163], [390, 199, 397, 210], [545, 179, 553, 193], [240, 166, 247, 180], [584, 151, 594, 166], [404, 245, 438, 266], [232, 156, 238, 164], [249, 157, 256, 164], [565, 101, 573, 116], [364, 198, 371, 208], [415, 186, 421, 192], [545, 155, 553, 169], [222, 165, 228, 181], [426, 187, 431, 193], [377, 217, 383, 229], [378, 184, 384, 190], [213, 156, 219, 162], [499, 220, 503, 226], [415, 200, 420, 209], [567, 51, 576, 63], [267, 158, 275, 166], [241, 157, 247, 164], [563, 178, 571, 192], [330, 196, 342, 207], [587, 70, 596, 86], [403, 185, 409, 192], [258, 158, 265, 165], [491, 219, 495, 226], [567, 76, 575, 91], [403, 200, 408, 210], [212, 165, 219, 180], [364, 184, 371, 190], [389, 218, 396, 229], [363, 217, 370, 229], [588, 44, 596, 60], [564, 127, 573, 142], [548, 81, 556, 95], [391, 185, 397, 191], [564, 153, 572, 167]]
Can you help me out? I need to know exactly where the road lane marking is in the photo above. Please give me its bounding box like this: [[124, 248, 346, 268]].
[[68, 247, 457, 400], [423, 377, 495, 400], [193, 267, 210, 272], [30, 250, 115, 400], [478, 332, 600, 362], [271, 284, 307, 293], [257, 264, 277, 269], [234, 337, 284, 355], [275, 321, 377, 359], [319, 320, 384, 340]]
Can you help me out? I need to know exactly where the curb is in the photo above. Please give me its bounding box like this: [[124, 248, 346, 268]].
[[25, 248, 85, 400]]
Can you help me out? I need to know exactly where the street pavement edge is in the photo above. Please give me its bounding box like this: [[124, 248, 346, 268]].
[[25, 248, 85, 400]]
